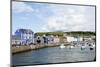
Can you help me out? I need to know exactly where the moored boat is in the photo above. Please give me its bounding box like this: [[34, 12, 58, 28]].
[[60, 44, 65, 48]]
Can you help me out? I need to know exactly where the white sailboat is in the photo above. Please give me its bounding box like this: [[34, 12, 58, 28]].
[[60, 44, 65, 48], [92, 43, 95, 48]]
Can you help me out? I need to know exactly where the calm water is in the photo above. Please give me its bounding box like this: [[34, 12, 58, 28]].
[[12, 46, 96, 66]]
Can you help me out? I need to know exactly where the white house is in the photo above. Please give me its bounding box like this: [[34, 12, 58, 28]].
[[77, 36, 83, 42], [66, 36, 77, 42]]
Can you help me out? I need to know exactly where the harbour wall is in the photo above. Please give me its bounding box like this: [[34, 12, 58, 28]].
[[12, 43, 70, 54], [12, 41, 95, 54]]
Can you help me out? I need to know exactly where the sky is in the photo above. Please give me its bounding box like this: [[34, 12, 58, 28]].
[[12, 1, 96, 34]]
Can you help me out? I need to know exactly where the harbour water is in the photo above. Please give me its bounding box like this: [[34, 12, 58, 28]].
[[12, 46, 96, 66]]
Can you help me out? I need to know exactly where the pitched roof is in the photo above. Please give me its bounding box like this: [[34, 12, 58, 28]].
[[15, 29, 34, 34]]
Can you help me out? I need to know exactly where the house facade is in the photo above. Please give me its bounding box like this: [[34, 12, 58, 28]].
[[12, 29, 34, 45], [63, 36, 83, 42], [12, 35, 21, 46]]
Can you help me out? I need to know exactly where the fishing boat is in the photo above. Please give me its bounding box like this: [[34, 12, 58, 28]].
[[81, 45, 86, 50]]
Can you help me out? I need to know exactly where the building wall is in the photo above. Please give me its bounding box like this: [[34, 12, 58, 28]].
[[12, 40, 21, 45], [66, 36, 77, 42], [14, 29, 34, 45], [54, 37, 60, 43]]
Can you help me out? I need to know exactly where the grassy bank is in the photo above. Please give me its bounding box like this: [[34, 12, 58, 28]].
[[35, 31, 96, 36]]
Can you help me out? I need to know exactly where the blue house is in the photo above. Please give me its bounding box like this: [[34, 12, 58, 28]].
[[14, 29, 34, 45]]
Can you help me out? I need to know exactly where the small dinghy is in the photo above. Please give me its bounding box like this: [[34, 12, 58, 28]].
[[90, 47, 94, 50], [89, 44, 94, 50], [90, 45, 94, 50], [60, 44, 65, 48]]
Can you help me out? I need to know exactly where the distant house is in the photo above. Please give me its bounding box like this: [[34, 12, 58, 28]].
[[54, 35, 60, 43], [13, 29, 34, 45], [83, 36, 92, 42], [48, 35, 54, 44], [66, 36, 77, 42], [76, 36, 83, 42], [63, 34, 84, 42], [91, 36, 96, 41]]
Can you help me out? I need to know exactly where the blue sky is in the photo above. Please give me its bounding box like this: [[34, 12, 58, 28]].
[[12, 1, 95, 34]]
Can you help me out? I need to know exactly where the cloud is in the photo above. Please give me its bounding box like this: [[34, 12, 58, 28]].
[[12, 1, 34, 13], [42, 5, 95, 32], [12, 2, 95, 32]]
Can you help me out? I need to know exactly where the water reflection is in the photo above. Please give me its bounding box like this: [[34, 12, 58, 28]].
[[12, 46, 95, 65]]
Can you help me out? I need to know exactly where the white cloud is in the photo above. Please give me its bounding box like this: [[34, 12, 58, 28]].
[[12, 2, 95, 32], [12, 1, 34, 13], [42, 5, 95, 32]]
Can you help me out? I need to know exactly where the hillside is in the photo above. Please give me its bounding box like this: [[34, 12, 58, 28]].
[[35, 31, 96, 36]]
